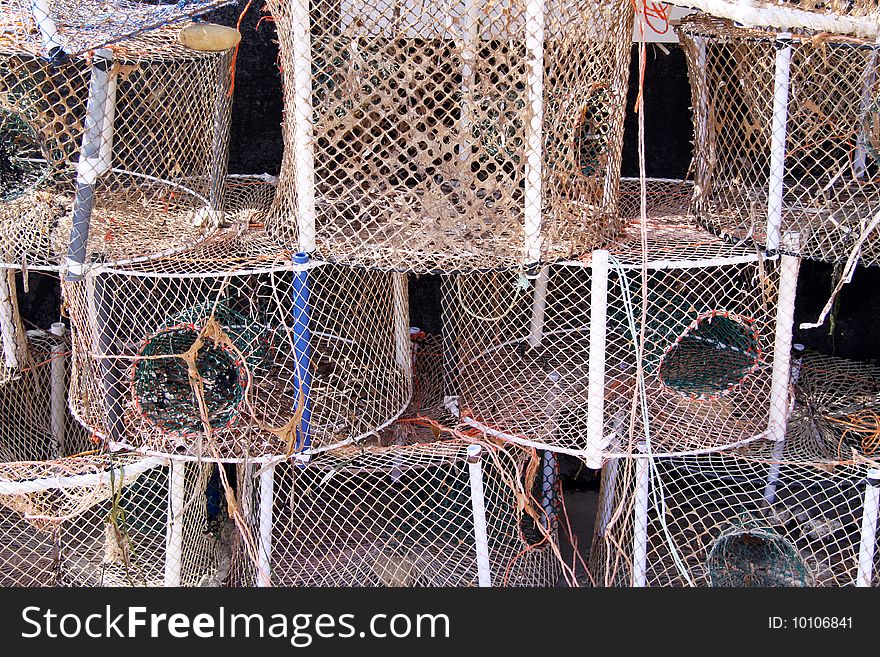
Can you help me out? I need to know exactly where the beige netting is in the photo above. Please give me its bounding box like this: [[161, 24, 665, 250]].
[[678, 15, 880, 267], [62, 226, 414, 460], [0, 268, 28, 384], [588, 429, 880, 587], [442, 179, 789, 460], [0, 0, 234, 59], [229, 439, 564, 586], [266, 0, 634, 272], [0, 25, 235, 271]]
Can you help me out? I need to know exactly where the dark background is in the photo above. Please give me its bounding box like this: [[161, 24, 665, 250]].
[[17, 2, 879, 386]]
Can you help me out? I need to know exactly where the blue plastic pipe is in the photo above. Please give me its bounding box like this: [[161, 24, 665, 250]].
[[291, 252, 313, 457]]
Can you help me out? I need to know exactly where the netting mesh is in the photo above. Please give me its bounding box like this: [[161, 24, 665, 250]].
[[443, 179, 785, 459], [0, 25, 235, 270], [266, 0, 634, 272], [62, 226, 414, 460], [0, 0, 235, 59], [679, 15, 880, 267], [229, 439, 562, 586]]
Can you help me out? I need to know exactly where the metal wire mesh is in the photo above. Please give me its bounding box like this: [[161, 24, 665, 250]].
[[0, 25, 235, 271], [266, 0, 635, 272], [229, 439, 562, 586], [0, 0, 235, 58], [679, 15, 880, 267]]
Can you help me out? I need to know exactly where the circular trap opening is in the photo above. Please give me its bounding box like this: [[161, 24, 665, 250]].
[[133, 325, 247, 436], [707, 525, 810, 587], [658, 312, 761, 398], [0, 109, 49, 202]]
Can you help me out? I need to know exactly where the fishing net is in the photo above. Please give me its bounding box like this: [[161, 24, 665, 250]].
[[0, 268, 28, 384], [662, 0, 880, 39], [62, 224, 413, 460], [228, 439, 563, 587], [678, 15, 880, 267], [588, 430, 880, 586], [0, 0, 235, 59], [0, 25, 235, 271], [442, 178, 786, 461], [266, 0, 635, 272]]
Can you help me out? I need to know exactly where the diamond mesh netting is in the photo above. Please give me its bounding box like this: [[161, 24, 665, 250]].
[[0, 25, 235, 271], [266, 0, 635, 272], [0, 0, 235, 59], [678, 15, 880, 267]]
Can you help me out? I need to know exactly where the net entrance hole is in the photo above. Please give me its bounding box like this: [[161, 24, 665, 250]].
[[707, 523, 811, 587], [0, 109, 48, 203], [658, 312, 761, 399]]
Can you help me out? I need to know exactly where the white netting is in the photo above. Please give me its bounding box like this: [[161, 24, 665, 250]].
[[229, 439, 563, 586], [266, 0, 635, 272], [0, 268, 28, 384], [62, 224, 414, 460], [0, 0, 235, 59], [0, 25, 236, 271], [678, 15, 880, 267], [443, 179, 789, 461]]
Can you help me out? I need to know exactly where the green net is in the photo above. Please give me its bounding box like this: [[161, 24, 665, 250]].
[[132, 303, 267, 436], [0, 109, 48, 203], [707, 520, 812, 587], [658, 312, 762, 399]]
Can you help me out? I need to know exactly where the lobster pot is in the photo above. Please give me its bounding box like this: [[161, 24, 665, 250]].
[[0, 454, 229, 586], [0, 25, 234, 270], [266, 0, 634, 272], [678, 16, 880, 266], [230, 440, 562, 586], [63, 228, 413, 460], [589, 428, 880, 587], [0, 326, 89, 462], [0, 0, 234, 58], [443, 180, 783, 459]]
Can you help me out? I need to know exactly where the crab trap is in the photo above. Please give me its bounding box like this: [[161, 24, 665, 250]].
[[229, 440, 563, 587], [62, 227, 414, 461], [678, 15, 880, 267], [0, 0, 235, 60], [442, 179, 796, 465], [0, 24, 237, 272], [265, 0, 635, 272], [588, 420, 880, 587]]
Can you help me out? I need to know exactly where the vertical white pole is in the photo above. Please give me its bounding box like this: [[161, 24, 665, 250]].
[[597, 456, 619, 537], [50, 322, 67, 457], [768, 240, 800, 443], [30, 0, 66, 61], [466, 444, 492, 587], [586, 250, 610, 469], [857, 468, 880, 587], [459, 0, 480, 162], [164, 460, 187, 587], [694, 37, 711, 204], [540, 450, 557, 532], [523, 0, 545, 271], [0, 270, 19, 370], [632, 447, 650, 587], [257, 464, 275, 587], [392, 273, 412, 383], [291, 0, 317, 253], [853, 47, 878, 179], [766, 33, 792, 254], [528, 265, 550, 348]]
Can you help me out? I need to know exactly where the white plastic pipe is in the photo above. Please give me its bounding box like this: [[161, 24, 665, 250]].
[[528, 266, 550, 348], [586, 250, 610, 469], [0, 271, 19, 370], [392, 273, 412, 382], [522, 0, 545, 271], [30, 0, 65, 60], [597, 456, 619, 537], [257, 463, 275, 587], [694, 37, 711, 201], [768, 244, 800, 443], [466, 444, 492, 587], [853, 48, 878, 179], [761, 438, 787, 505], [857, 468, 880, 587], [290, 0, 317, 253], [164, 460, 187, 587], [766, 33, 792, 254], [458, 0, 480, 162], [632, 448, 650, 587], [49, 322, 66, 457]]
